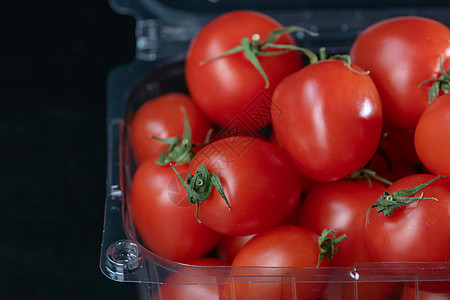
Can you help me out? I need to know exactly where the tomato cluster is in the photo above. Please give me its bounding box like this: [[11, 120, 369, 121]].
[[128, 10, 450, 300]]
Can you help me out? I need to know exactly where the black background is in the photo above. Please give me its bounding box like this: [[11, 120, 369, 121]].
[[1, 1, 139, 299]]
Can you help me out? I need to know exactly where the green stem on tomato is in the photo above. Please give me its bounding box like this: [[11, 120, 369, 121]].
[[317, 228, 347, 267], [418, 55, 450, 104], [319, 47, 370, 75], [345, 168, 393, 187], [366, 175, 444, 224], [171, 163, 230, 223], [200, 26, 319, 88], [152, 106, 212, 165]]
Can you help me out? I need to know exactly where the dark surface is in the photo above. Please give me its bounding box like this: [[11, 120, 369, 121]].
[[1, 2, 139, 299]]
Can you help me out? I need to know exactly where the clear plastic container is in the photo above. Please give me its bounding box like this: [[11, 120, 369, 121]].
[[100, 1, 450, 299]]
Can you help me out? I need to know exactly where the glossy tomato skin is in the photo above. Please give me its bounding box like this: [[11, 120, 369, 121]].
[[350, 16, 450, 129], [415, 93, 450, 177], [188, 136, 302, 236], [130, 158, 222, 262], [130, 92, 212, 164], [222, 225, 330, 300], [366, 174, 450, 293], [271, 60, 383, 182], [298, 179, 397, 300], [185, 10, 303, 130], [365, 174, 450, 263], [155, 257, 229, 300]]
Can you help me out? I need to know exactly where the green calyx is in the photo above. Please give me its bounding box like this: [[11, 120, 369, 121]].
[[366, 175, 444, 224], [317, 228, 347, 267], [152, 106, 212, 165], [171, 163, 230, 222], [200, 26, 319, 88], [419, 56, 450, 104], [345, 168, 393, 187], [319, 47, 369, 75]]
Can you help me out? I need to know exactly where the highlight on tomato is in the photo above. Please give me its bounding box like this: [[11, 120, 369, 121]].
[[350, 16, 450, 129], [185, 10, 316, 130], [271, 55, 383, 182]]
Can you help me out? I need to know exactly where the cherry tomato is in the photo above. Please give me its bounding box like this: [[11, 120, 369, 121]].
[[130, 157, 222, 262], [366, 174, 450, 262], [415, 93, 450, 177], [298, 179, 397, 300], [271, 59, 383, 182], [180, 136, 302, 236], [223, 225, 332, 300], [185, 10, 303, 130], [155, 257, 229, 300], [350, 16, 450, 129], [365, 174, 450, 292], [130, 92, 212, 164]]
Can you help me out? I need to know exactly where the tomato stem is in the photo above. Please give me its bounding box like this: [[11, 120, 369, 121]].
[[317, 228, 347, 267], [366, 175, 444, 224], [171, 163, 230, 223], [329, 54, 370, 75], [418, 55, 450, 104], [345, 168, 393, 186], [318, 47, 369, 75], [199, 26, 319, 88], [152, 106, 212, 165], [319, 47, 327, 61]]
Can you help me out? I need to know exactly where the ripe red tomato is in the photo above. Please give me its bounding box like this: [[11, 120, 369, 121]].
[[415, 93, 450, 177], [155, 257, 229, 300], [365, 174, 450, 263], [350, 16, 450, 129], [223, 225, 332, 300], [179, 136, 302, 236], [185, 10, 303, 130], [271, 59, 383, 182], [130, 92, 212, 164], [297, 179, 397, 300], [130, 157, 222, 262], [366, 174, 450, 293]]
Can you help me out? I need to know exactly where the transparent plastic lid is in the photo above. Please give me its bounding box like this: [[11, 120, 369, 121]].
[[109, 0, 450, 63]]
